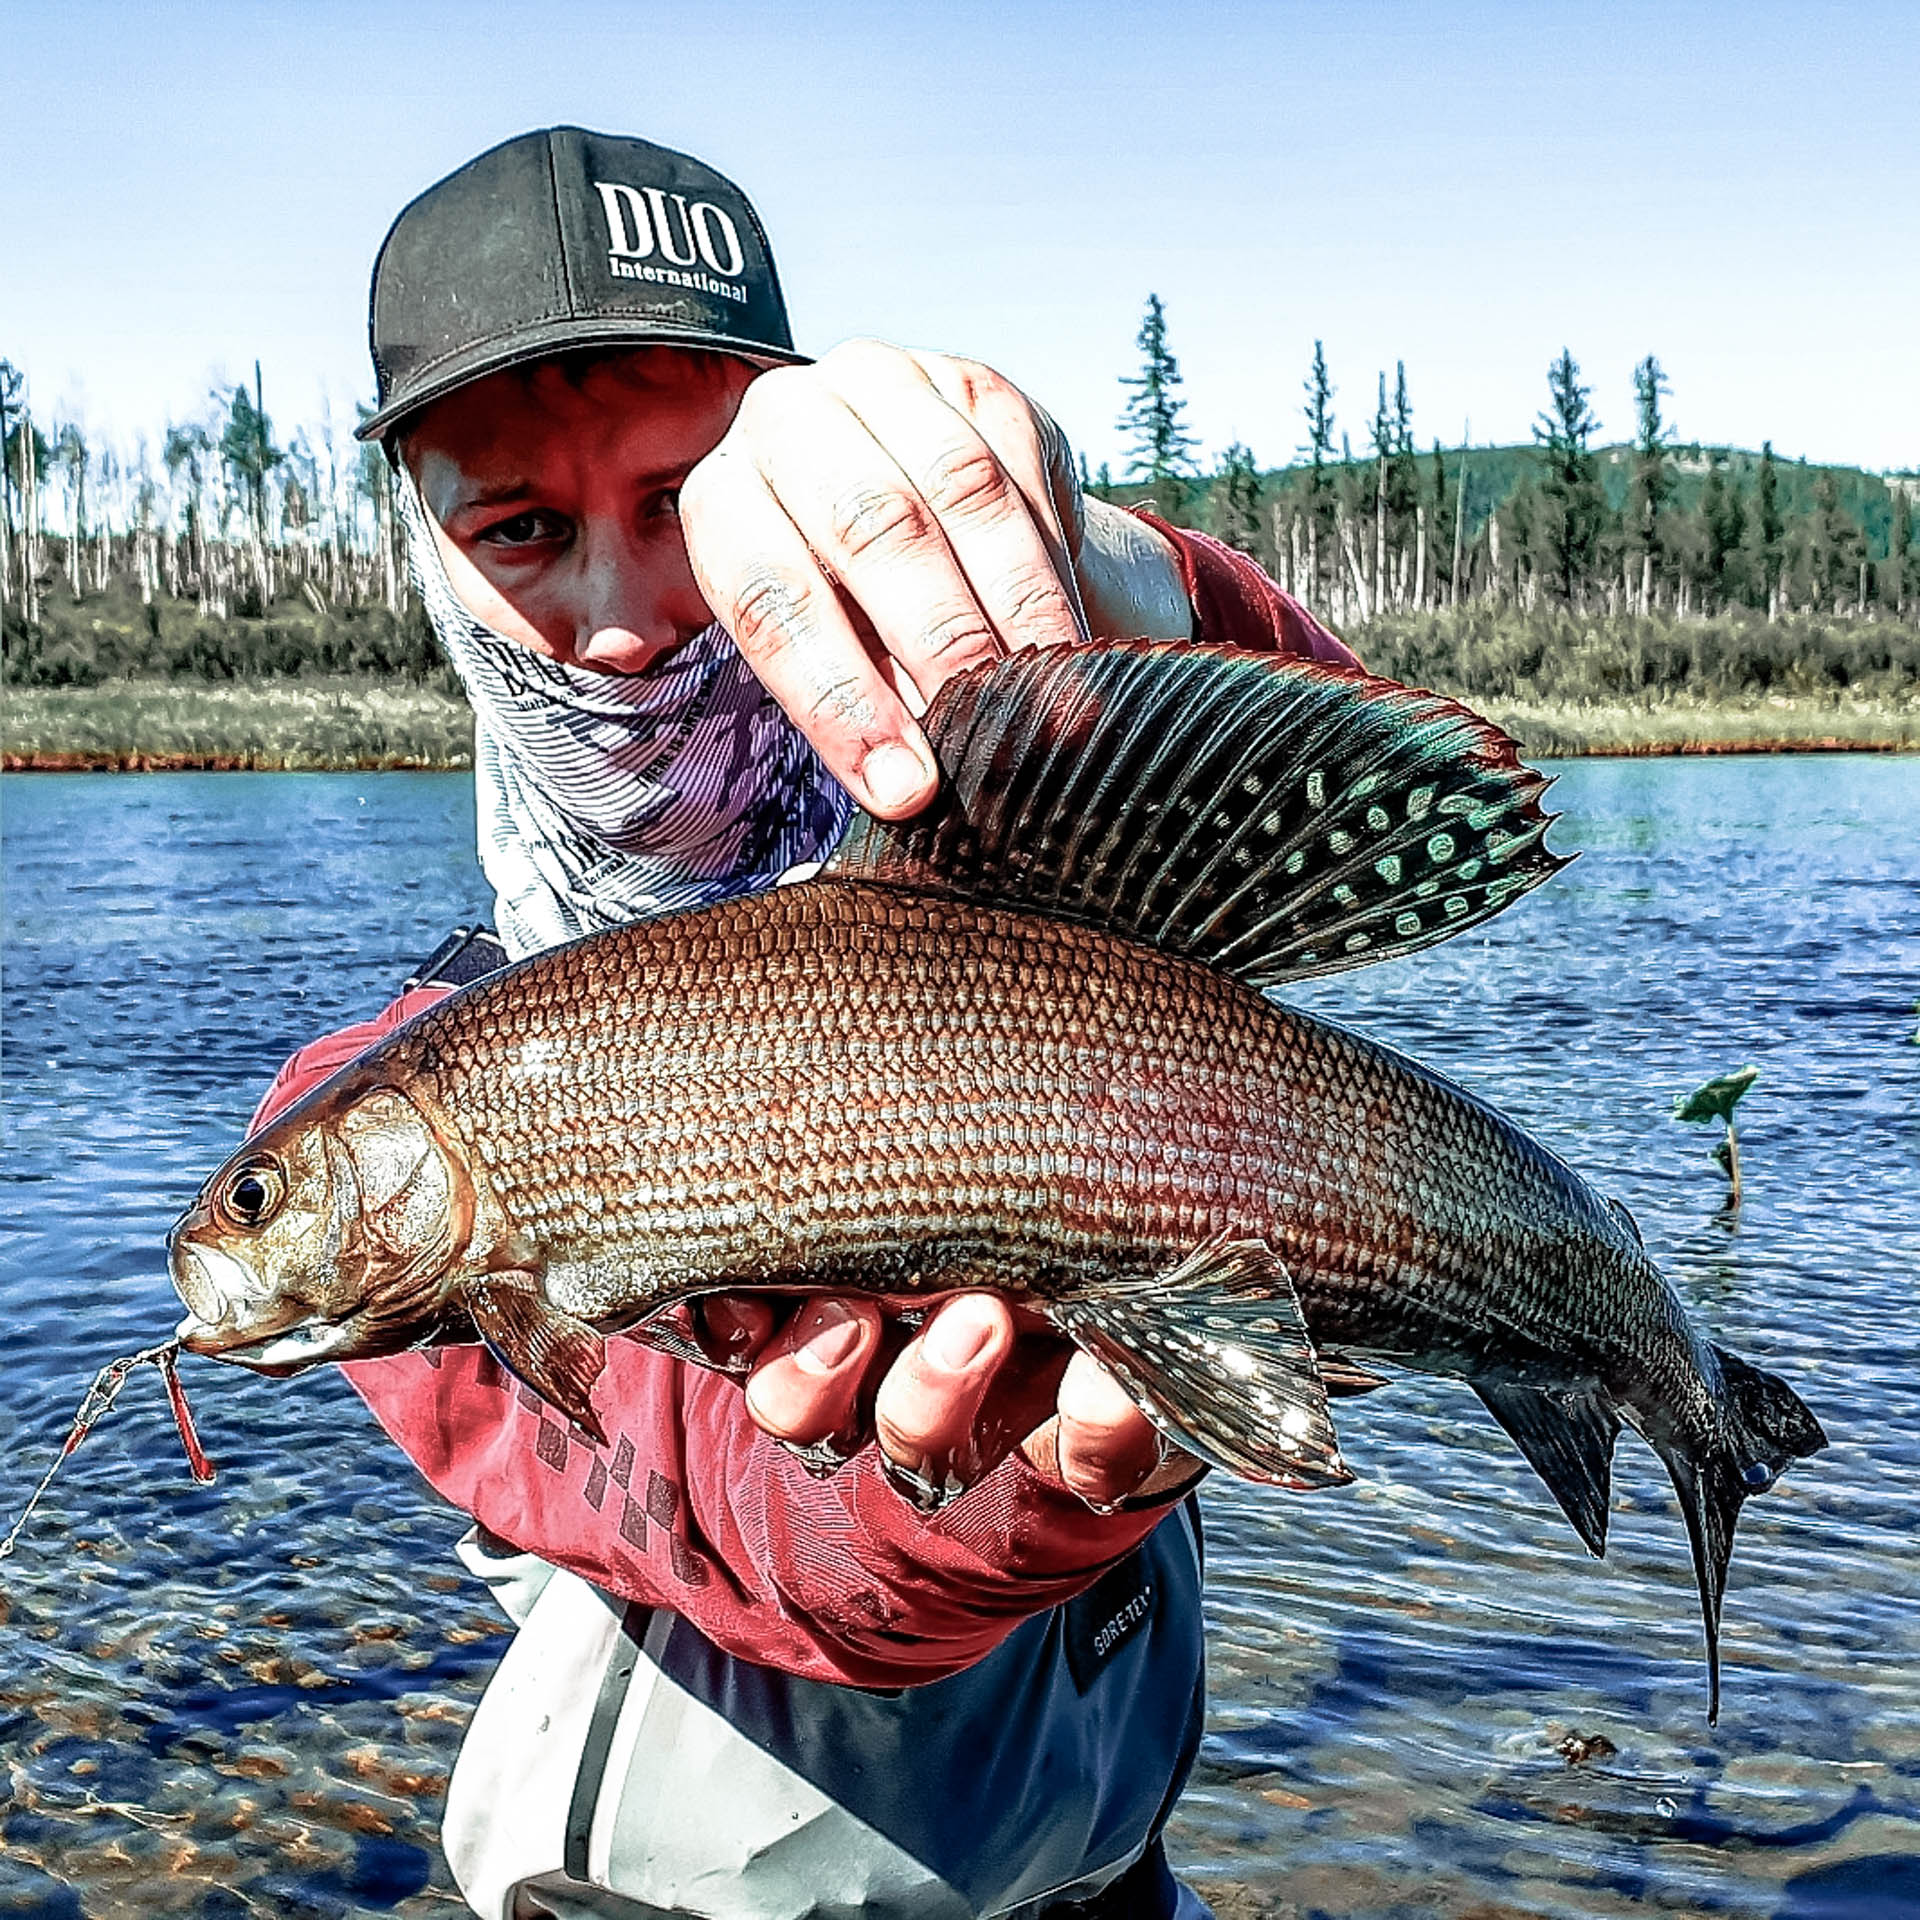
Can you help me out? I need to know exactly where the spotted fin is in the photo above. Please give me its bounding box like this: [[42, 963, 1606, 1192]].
[[825, 640, 1569, 987], [1047, 1234, 1350, 1489]]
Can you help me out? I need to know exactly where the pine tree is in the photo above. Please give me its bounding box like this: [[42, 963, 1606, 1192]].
[[1211, 443, 1263, 556], [1808, 470, 1865, 611], [220, 363, 284, 554], [1755, 441, 1785, 617], [1426, 440, 1451, 605], [1533, 349, 1604, 606], [1298, 340, 1337, 607], [1388, 365, 1421, 604], [1628, 355, 1673, 613], [1117, 294, 1198, 517], [1892, 487, 1913, 617], [1367, 373, 1392, 604], [1699, 455, 1745, 610]]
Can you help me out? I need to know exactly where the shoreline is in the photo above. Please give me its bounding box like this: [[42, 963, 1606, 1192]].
[[8, 736, 1917, 772], [2, 679, 1915, 772]]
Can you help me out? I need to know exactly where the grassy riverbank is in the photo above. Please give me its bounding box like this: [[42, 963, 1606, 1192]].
[[1, 679, 474, 770], [4, 674, 1914, 771]]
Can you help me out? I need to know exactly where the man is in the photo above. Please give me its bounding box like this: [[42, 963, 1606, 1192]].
[[254, 127, 1355, 1918]]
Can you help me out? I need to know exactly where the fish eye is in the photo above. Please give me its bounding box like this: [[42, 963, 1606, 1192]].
[[220, 1159, 286, 1229]]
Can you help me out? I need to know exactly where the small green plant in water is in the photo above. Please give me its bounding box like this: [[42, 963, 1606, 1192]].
[[1673, 1064, 1760, 1207]]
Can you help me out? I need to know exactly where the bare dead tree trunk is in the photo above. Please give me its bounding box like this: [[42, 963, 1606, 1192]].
[[1413, 505, 1428, 610], [1339, 510, 1374, 623], [1449, 469, 1465, 611], [20, 415, 40, 627], [374, 459, 402, 615], [1488, 512, 1503, 607], [1372, 456, 1386, 608]]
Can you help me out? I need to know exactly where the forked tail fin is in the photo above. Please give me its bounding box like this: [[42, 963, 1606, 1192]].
[[1652, 1347, 1827, 1723]]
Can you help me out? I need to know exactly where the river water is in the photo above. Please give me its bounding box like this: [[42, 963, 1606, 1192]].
[[1, 759, 1916, 1920]]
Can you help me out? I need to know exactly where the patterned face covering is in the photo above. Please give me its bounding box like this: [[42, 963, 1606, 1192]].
[[397, 472, 853, 958]]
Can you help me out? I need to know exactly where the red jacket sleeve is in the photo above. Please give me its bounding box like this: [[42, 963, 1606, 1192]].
[[252, 1010, 1172, 1690], [1139, 513, 1361, 668]]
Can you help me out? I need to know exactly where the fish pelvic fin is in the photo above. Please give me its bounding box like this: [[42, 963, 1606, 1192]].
[[1471, 1381, 1620, 1557], [823, 641, 1569, 989], [466, 1270, 609, 1448], [1048, 1233, 1351, 1490], [1653, 1347, 1826, 1725]]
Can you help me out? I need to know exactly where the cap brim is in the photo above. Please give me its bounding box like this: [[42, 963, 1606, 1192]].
[[357, 317, 810, 442]]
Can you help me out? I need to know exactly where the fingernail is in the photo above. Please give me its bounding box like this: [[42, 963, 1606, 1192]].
[[860, 741, 933, 814], [793, 1300, 862, 1375], [924, 1302, 993, 1372]]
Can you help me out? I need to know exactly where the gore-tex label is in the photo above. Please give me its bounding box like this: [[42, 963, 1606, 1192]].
[[1064, 1551, 1155, 1692]]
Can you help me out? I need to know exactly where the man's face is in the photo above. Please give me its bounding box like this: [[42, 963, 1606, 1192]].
[[402, 347, 757, 674]]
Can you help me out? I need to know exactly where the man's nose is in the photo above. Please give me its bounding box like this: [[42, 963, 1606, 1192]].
[[572, 525, 679, 668]]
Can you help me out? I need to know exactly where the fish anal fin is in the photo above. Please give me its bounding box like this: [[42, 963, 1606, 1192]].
[[466, 1270, 609, 1447], [1048, 1234, 1350, 1490], [1318, 1350, 1394, 1398], [1472, 1380, 1620, 1558], [824, 642, 1568, 989]]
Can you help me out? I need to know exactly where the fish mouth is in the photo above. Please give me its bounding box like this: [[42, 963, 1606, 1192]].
[[171, 1242, 354, 1373], [171, 1242, 270, 1326], [174, 1310, 363, 1376]]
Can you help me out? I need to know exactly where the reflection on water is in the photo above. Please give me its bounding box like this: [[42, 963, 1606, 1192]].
[[2, 760, 1917, 1918]]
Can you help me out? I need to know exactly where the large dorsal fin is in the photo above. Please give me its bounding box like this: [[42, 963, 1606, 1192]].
[[825, 641, 1570, 989]]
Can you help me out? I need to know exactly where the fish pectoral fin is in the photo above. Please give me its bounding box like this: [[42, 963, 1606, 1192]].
[[465, 1270, 609, 1448], [1048, 1234, 1350, 1490], [1471, 1381, 1620, 1558]]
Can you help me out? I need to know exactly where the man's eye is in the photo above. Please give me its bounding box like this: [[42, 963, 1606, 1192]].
[[479, 511, 568, 548]]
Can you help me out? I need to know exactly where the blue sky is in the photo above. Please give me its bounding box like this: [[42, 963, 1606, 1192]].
[[7, 0, 1916, 474]]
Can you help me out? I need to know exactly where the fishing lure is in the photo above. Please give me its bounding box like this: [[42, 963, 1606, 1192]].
[[0, 1339, 214, 1559]]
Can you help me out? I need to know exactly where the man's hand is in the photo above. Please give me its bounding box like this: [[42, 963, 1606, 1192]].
[[678, 1292, 1202, 1513], [676, 341, 1202, 1513], [678, 340, 1189, 820]]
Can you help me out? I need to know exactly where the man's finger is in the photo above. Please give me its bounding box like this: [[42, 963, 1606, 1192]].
[[740, 369, 1011, 705], [1051, 1351, 1180, 1508], [743, 1296, 884, 1445], [679, 448, 940, 816], [872, 1293, 1015, 1506], [899, 348, 1090, 632], [812, 342, 1089, 662], [692, 1295, 779, 1371]]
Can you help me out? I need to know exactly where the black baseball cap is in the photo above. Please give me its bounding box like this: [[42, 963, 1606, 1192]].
[[357, 126, 806, 443]]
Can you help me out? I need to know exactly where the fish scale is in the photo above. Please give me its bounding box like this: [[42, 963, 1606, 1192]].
[[384, 881, 1636, 1385], [171, 640, 1825, 1716]]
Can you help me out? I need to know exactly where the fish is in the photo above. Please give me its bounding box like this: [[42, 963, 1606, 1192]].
[[168, 640, 1826, 1717]]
